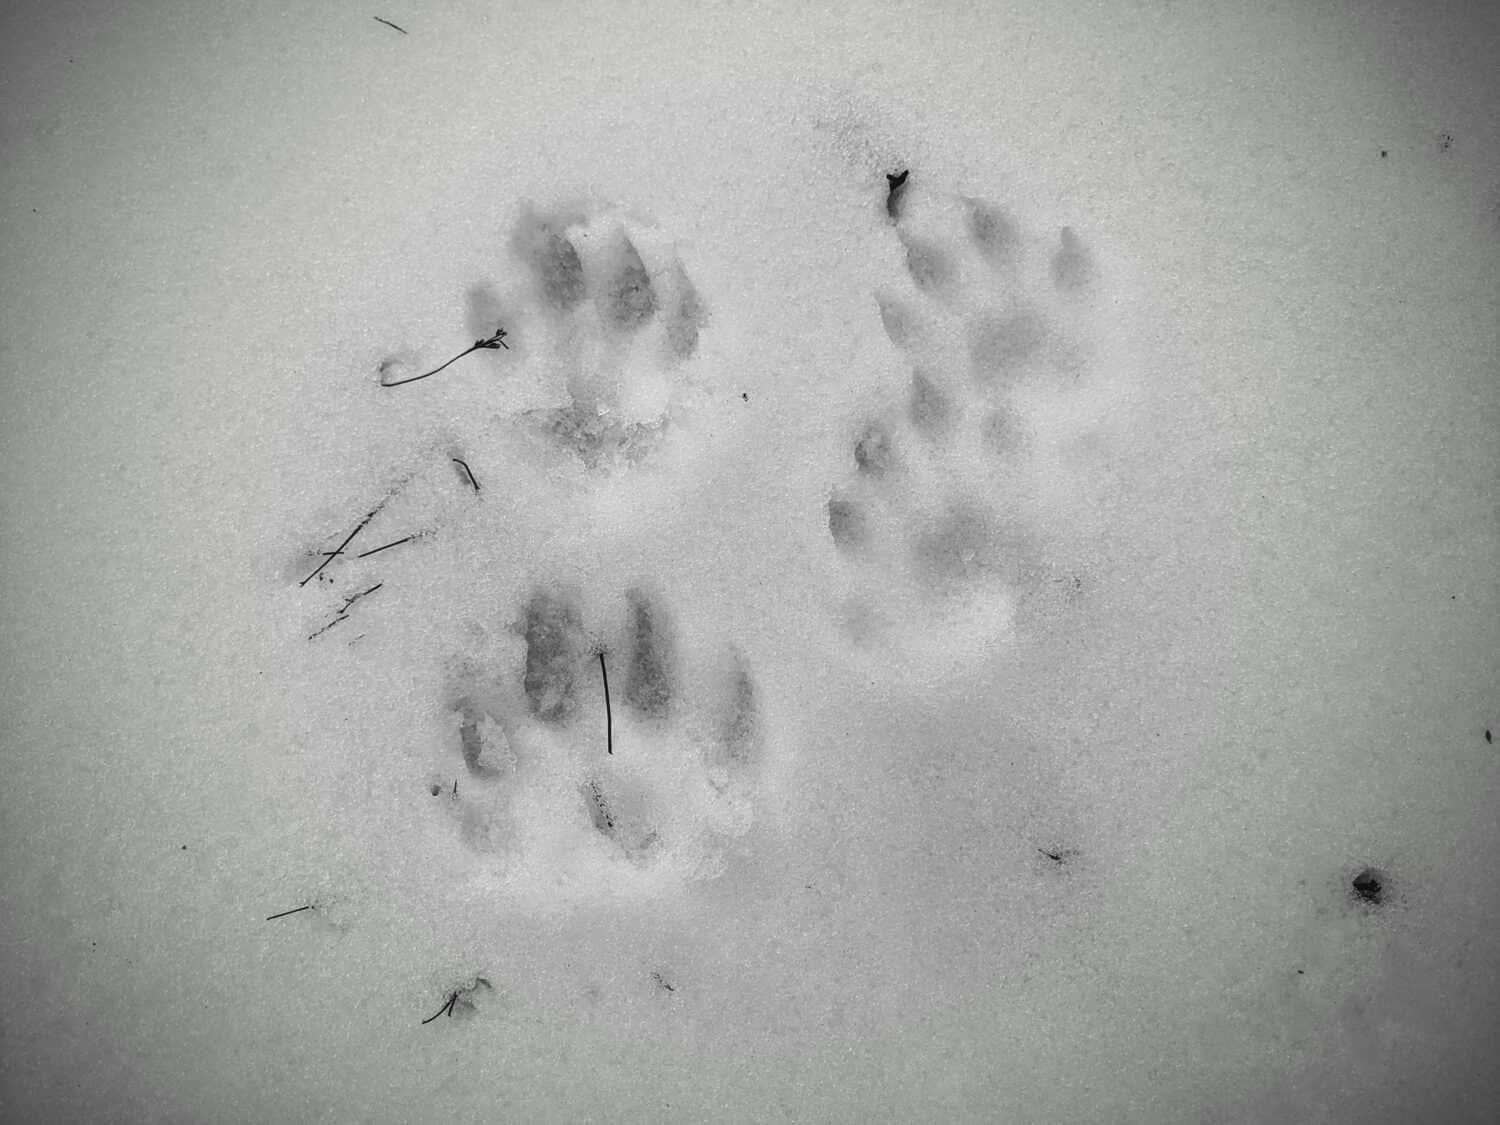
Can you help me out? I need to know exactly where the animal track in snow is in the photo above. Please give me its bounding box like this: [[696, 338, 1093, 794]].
[[494, 201, 712, 482], [432, 582, 769, 903], [827, 182, 1136, 677], [370, 199, 714, 496], [291, 199, 771, 908]]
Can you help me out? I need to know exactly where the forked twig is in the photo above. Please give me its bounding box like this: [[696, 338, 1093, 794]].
[[421, 993, 458, 1024], [420, 977, 492, 1025]]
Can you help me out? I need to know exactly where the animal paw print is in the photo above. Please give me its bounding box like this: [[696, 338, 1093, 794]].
[[429, 581, 769, 905], [372, 199, 714, 500], [489, 200, 712, 485], [827, 183, 1132, 678]]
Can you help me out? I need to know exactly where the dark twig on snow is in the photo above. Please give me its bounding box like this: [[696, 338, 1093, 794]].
[[373, 16, 407, 34], [266, 905, 315, 921], [356, 535, 416, 559], [599, 651, 613, 755], [453, 458, 480, 492], [421, 977, 492, 1025], [381, 328, 508, 388], [421, 993, 458, 1024], [308, 583, 384, 639]]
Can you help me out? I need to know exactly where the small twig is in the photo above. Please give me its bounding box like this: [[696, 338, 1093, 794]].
[[381, 327, 508, 388], [373, 16, 407, 34], [419, 975, 492, 1026], [356, 534, 416, 559], [421, 992, 459, 1025], [266, 905, 314, 921], [307, 583, 384, 639], [340, 583, 383, 611], [452, 458, 480, 492], [321, 532, 429, 560], [598, 652, 613, 755]]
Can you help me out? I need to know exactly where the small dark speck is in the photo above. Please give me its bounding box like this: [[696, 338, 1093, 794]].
[[429, 783, 442, 796], [1438, 132, 1453, 153], [1351, 867, 1385, 905], [180, 845, 187, 851], [886, 169, 911, 221], [1486, 729, 1492, 744], [741, 392, 749, 402], [1380, 150, 1388, 158], [1296, 969, 1304, 975]]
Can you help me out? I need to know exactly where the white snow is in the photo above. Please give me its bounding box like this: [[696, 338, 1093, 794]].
[[2, 1, 1498, 1123]]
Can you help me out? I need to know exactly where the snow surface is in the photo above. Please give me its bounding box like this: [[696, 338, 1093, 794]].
[[2, 1, 1498, 1122]]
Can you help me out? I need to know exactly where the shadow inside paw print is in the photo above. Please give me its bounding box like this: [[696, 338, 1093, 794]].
[[522, 589, 586, 724], [622, 587, 675, 721]]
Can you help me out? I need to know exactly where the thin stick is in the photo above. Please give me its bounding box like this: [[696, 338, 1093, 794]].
[[356, 535, 416, 559], [599, 652, 613, 755], [421, 993, 458, 1025], [266, 905, 314, 921], [452, 458, 480, 492], [373, 16, 407, 34], [307, 583, 384, 639], [340, 583, 382, 610], [381, 328, 508, 388]]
